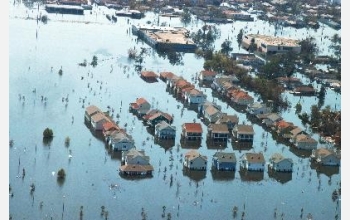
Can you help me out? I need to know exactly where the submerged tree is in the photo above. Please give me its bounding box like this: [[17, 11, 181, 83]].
[[43, 128, 53, 138], [91, 55, 98, 67], [57, 168, 66, 179]]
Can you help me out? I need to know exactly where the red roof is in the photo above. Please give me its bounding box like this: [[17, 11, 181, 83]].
[[183, 123, 203, 133]]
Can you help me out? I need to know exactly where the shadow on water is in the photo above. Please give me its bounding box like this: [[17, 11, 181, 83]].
[[267, 167, 293, 184], [42, 137, 53, 147], [210, 169, 235, 181], [232, 141, 253, 151], [180, 137, 202, 149], [206, 139, 228, 150], [182, 167, 206, 182], [239, 168, 264, 182], [288, 146, 312, 158], [154, 138, 175, 152], [118, 173, 153, 181], [310, 162, 340, 178]]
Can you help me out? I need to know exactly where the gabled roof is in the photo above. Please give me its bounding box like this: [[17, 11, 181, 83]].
[[216, 113, 239, 124], [143, 109, 162, 120], [204, 105, 221, 116], [235, 124, 254, 134], [159, 71, 176, 79], [184, 150, 207, 161], [200, 70, 217, 76], [120, 164, 154, 172], [155, 120, 176, 131], [141, 71, 158, 78], [313, 148, 340, 159], [213, 152, 236, 163], [209, 124, 229, 134], [183, 123, 203, 133], [85, 105, 102, 116], [103, 121, 119, 132], [295, 134, 317, 143], [266, 113, 282, 121], [290, 127, 303, 136], [244, 152, 265, 163], [91, 112, 110, 123], [270, 153, 293, 164]]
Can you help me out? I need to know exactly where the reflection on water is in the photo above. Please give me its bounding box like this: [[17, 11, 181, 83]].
[[239, 168, 264, 182], [267, 167, 293, 184]]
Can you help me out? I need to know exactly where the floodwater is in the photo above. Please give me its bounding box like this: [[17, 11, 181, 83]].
[[9, 1, 341, 220]]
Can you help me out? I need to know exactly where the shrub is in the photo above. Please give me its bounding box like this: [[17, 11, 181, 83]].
[[43, 128, 53, 138]]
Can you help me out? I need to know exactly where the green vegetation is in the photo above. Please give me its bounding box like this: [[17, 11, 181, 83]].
[[57, 168, 66, 179], [43, 127, 53, 138], [91, 55, 98, 67]]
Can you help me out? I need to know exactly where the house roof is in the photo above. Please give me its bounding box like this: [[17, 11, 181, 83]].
[[85, 105, 102, 116], [313, 148, 339, 159], [270, 153, 293, 164], [216, 113, 239, 124], [266, 113, 282, 121], [91, 112, 109, 123], [184, 150, 207, 161], [213, 152, 236, 163], [235, 124, 254, 134], [275, 120, 294, 129], [159, 71, 176, 79], [155, 120, 176, 131], [143, 109, 162, 120], [120, 164, 154, 172], [141, 71, 158, 78], [183, 123, 203, 133], [200, 70, 217, 77], [205, 105, 221, 116], [103, 121, 119, 132], [209, 124, 229, 134], [290, 127, 303, 136], [135, 97, 149, 106], [295, 134, 317, 143], [244, 153, 265, 163]]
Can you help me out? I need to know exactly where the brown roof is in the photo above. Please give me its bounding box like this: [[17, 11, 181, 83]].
[[200, 70, 217, 76], [91, 112, 109, 123], [183, 123, 203, 133], [236, 125, 254, 134], [135, 97, 149, 106], [159, 71, 176, 79], [120, 164, 154, 172], [102, 121, 119, 132], [245, 153, 265, 163], [296, 134, 317, 143], [85, 105, 101, 116], [141, 71, 158, 78], [209, 124, 229, 134]]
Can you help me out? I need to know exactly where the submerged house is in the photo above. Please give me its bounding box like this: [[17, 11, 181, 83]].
[[269, 153, 293, 172], [207, 124, 230, 141], [183, 150, 207, 170], [181, 123, 203, 140], [154, 120, 176, 139], [90, 112, 111, 131], [212, 152, 236, 171], [240, 152, 265, 171], [215, 113, 239, 131], [292, 134, 318, 150], [120, 149, 154, 176], [108, 131, 135, 151], [85, 105, 102, 123], [129, 97, 151, 117], [310, 148, 341, 166], [232, 124, 254, 142]]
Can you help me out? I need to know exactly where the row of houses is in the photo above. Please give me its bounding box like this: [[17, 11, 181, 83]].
[[85, 105, 154, 176], [184, 150, 293, 172]]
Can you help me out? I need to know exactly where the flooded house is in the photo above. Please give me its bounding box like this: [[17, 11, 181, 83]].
[[85, 105, 102, 123], [212, 152, 236, 171], [120, 149, 154, 176], [215, 113, 239, 131], [310, 148, 341, 166], [90, 112, 111, 131], [108, 130, 135, 151], [246, 102, 271, 115], [268, 153, 293, 172], [240, 152, 265, 171], [198, 70, 218, 82], [183, 150, 207, 170], [181, 123, 203, 140], [154, 121, 176, 139], [184, 88, 207, 104], [129, 97, 152, 118], [291, 134, 318, 150], [232, 124, 255, 142], [207, 124, 230, 142]]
